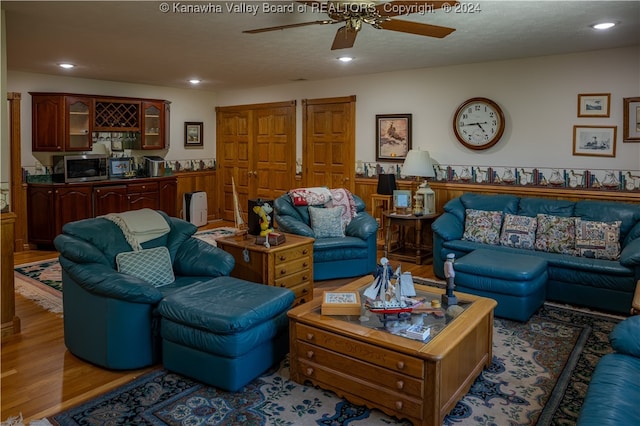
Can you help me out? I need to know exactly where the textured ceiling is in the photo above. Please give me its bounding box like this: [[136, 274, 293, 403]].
[[3, 1, 639, 91]]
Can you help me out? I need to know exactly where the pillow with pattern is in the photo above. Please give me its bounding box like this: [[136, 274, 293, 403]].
[[116, 246, 175, 287], [462, 209, 504, 245], [534, 214, 577, 255], [575, 219, 621, 260], [308, 206, 345, 238], [499, 214, 537, 249]]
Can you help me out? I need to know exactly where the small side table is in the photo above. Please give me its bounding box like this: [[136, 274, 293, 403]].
[[383, 211, 440, 265], [371, 194, 392, 246]]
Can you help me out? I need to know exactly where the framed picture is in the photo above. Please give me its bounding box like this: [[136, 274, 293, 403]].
[[623, 97, 640, 142], [393, 189, 412, 212], [376, 114, 412, 162], [184, 122, 203, 147], [573, 125, 617, 157], [577, 93, 610, 117]]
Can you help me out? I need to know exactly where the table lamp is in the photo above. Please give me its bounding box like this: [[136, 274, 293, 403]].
[[402, 149, 436, 215]]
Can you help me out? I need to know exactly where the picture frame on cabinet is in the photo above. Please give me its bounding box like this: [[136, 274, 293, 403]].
[[376, 114, 412, 162], [573, 125, 617, 157], [184, 122, 203, 148], [577, 93, 610, 117], [392, 189, 412, 213], [623, 97, 640, 142]]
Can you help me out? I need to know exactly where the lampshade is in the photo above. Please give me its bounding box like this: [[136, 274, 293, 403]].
[[376, 174, 397, 195], [402, 149, 435, 178]]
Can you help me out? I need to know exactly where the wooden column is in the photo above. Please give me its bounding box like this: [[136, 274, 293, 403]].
[[1, 212, 20, 338], [8, 92, 27, 251]]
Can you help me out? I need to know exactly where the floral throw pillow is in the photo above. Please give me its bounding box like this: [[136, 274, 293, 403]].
[[534, 214, 577, 255], [575, 219, 621, 260], [462, 209, 504, 245], [499, 214, 538, 250]]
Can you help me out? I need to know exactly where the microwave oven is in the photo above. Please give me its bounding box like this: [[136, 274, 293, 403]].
[[52, 154, 109, 183]]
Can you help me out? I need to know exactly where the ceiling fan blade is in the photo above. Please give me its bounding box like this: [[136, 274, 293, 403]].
[[331, 26, 359, 50], [380, 18, 456, 38], [376, 1, 459, 17], [243, 20, 333, 34]]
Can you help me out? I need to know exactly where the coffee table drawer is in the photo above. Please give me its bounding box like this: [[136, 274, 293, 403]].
[[297, 341, 423, 398], [295, 323, 424, 379], [295, 357, 423, 420], [274, 245, 312, 265]]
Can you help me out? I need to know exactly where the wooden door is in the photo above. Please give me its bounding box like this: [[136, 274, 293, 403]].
[[302, 96, 356, 191], [216, 109, 252, 222], [216, 101, 296, 222], [254, 103, 296, 200], [93, 185, 128, 216]]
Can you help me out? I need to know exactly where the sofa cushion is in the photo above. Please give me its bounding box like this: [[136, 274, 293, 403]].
[[575, 219, 622, 260], [609, 316, 640, 357], [116, 246, 175, 287], [535, 214, 577, 255], [309, 206, 345, 238], [460, 193, 519, 214], [517, 197, 575, 217], [462, 209, 503, 245], [499, 214, 538, 249]]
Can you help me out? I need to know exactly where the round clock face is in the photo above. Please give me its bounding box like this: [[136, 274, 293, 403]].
[[453, 97, 505, 150]]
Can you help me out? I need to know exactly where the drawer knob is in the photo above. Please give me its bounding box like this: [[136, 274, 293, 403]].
[[396, 380, 404, 390], [302, 288, 308, 294], [303, 249, 309, 255], [305, 367, 314, 376], [303, 262, 308, 267], [395, 401, 403, 410], [280, 269, 287, 275], [280, 284, 286, 288], [396, 361, 405, 370], [302, 275, 308, 281], [306, 350, 314, 359], [306, 333, 314, 340], [280, 255, 286, 261]]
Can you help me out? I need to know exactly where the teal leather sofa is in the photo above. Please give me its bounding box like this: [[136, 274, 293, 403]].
[[577, 315, 640, 425], [53, 211, 237, 370], [274, 193, 379, 281], [432, 193, 640, 315]]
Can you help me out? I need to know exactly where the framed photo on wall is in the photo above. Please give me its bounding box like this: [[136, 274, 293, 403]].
[[577, 93, 610, 117], [623, 97, 640, 142], [184, 122, 203, 148], [572, 125, 617, 157], [376, 114, 412, 162]]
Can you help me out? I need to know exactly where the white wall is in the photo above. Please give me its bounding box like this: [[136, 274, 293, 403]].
[[7, 71, 219, 169], [217, 46, 640, 172], [8, 45, 640, 175]]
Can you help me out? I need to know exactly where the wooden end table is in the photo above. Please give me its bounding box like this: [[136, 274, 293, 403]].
[[383, 211, 440, 265], [216, 233, 314, 306], [288, 275, 496, 426]]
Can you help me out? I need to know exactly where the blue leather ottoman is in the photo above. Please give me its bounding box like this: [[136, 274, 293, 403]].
[[158, 277, 295, 391], [453, 249, 548, 321]]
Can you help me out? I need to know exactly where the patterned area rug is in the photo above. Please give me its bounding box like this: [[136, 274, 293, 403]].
[[46, 303, 622, 426], [12, 227, 240, 314]]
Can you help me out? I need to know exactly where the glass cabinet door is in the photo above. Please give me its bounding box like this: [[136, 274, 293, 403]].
[[66, 97, 92, 151], [142, 102, 163, 149]]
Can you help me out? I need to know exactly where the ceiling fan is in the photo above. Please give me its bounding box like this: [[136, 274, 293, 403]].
[[243, 1, 458, 50]]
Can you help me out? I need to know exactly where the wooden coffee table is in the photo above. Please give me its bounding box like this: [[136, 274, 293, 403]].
[[287, 275, 496, 426]]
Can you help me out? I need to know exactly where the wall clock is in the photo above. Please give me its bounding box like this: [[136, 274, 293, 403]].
[[453, 97, 505, 150]]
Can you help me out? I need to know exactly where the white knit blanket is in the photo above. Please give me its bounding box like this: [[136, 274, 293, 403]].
[[103, 208, 170, 251]]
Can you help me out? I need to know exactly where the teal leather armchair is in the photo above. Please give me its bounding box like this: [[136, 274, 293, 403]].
[[53, 211, 235, 369]]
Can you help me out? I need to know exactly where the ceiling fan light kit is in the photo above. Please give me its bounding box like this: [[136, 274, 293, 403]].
[[244, 1, 458, 50]]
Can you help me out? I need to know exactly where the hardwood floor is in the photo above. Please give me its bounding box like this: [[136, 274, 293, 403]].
[[2, 226, 437, 422]]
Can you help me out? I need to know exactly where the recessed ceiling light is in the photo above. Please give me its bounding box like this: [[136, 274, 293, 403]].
[[58, 63, 75, 69], [337, 56, 354, 63], [189, 79, 201, 84], [591, 22, 618, 30]]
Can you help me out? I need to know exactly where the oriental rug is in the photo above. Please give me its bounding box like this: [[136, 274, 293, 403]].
[[46, 303, 623, 426]]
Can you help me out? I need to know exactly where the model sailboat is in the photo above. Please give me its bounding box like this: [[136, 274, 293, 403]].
[[364, 258, 413, 315], [232, 177, 248, 239]]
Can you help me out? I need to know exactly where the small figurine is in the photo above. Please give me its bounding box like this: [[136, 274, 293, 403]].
[[442, 253, 458, 305], [253, 203, 274, 237]]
